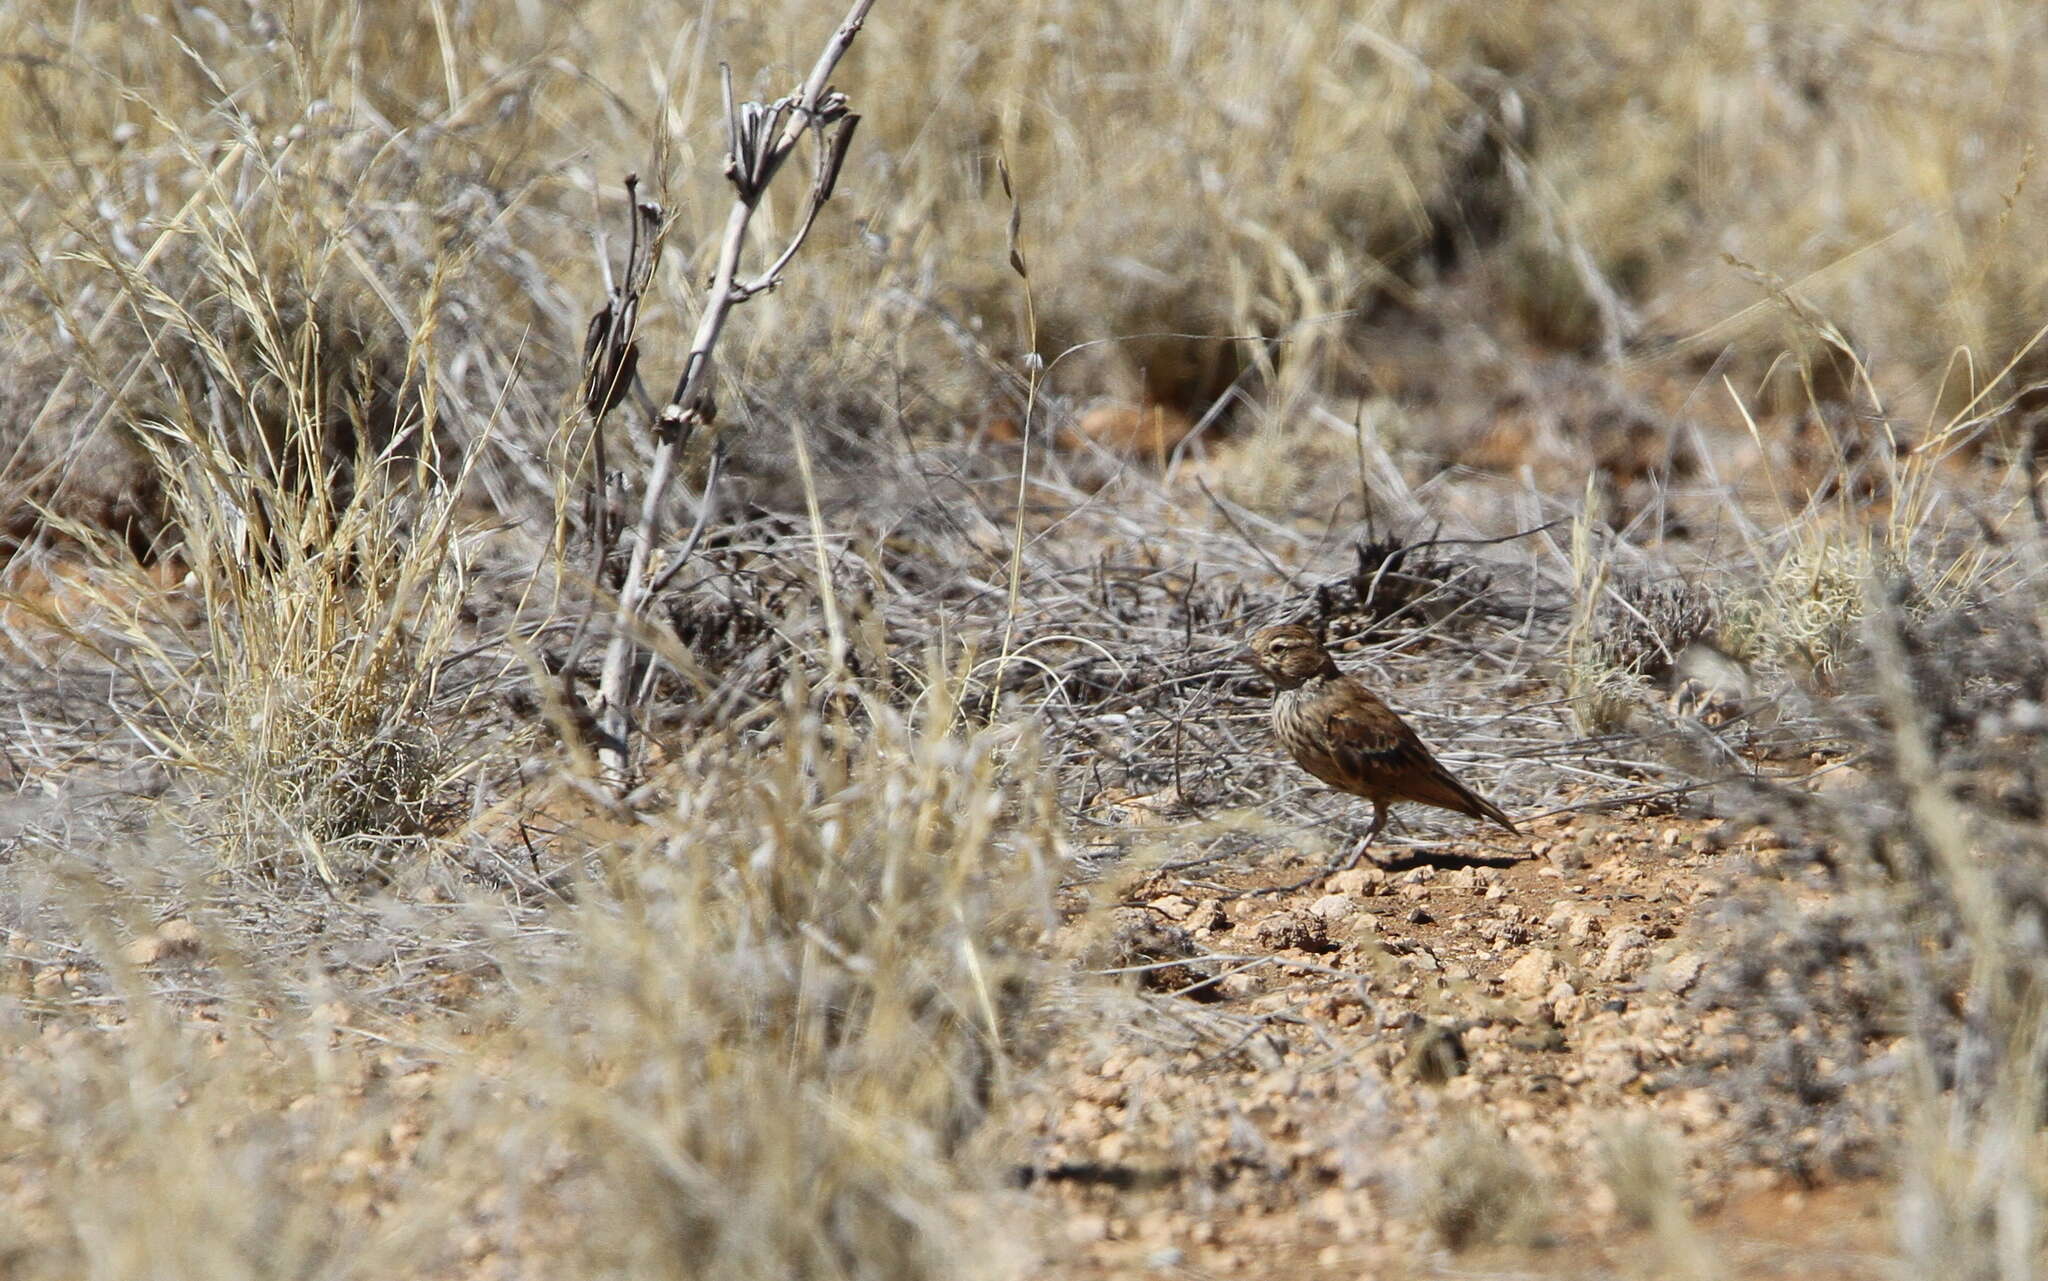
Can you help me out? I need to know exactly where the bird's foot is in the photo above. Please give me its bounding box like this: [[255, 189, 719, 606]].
[[1337, 834, 1384, 873]]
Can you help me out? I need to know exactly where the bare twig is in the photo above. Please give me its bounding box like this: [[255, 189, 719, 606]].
[[579, 175, 665, 581], [588, 0, 874, 788]]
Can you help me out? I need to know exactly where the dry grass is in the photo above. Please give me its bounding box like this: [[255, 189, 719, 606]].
[[7, 0, 2048, 1276], [2, 666, 1055, 1279], [1410, 1116, 1551, 1252]]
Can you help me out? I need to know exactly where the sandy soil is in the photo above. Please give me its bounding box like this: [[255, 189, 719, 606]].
[[1016, 795, 1897, 1278]]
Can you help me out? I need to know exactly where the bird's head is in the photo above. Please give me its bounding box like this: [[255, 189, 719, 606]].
[[1241, 623, 1337, 688]]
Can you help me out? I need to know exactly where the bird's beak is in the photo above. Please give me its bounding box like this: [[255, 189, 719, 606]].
[[1236, 648, 1260, 669]]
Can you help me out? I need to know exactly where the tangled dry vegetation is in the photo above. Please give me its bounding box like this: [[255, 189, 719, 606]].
[[5, 2, 2048, 1278]]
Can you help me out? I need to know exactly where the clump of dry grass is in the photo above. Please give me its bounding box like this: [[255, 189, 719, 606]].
[[490, 668, 1056, 1278], [1589, 1120, 1724, 1281], [1410, 1116, 1551, 1252], [1691, 545, 2048, 1204], [1563, 547, 1723, 735], [0, 0, 545, 879], [1, 656, 1057, 1280], [13, 175, 478, 876], [1714, 529, 1879, 687], [1562, 499, 1668, 735], [1594, 1119, 1686, 1233]]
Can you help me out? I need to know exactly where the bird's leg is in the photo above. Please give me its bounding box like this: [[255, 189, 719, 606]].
[[1342, 801, 1391, 870]]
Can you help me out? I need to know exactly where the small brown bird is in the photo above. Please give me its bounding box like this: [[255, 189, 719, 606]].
[[1242, 624, 1517, 861]]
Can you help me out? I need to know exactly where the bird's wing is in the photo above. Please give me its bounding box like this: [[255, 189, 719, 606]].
[[1325, 688, 1518, 831], [1323, 694, 1436, 780]]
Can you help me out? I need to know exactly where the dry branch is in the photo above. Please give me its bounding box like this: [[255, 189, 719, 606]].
[[580, 0, 873, 788]]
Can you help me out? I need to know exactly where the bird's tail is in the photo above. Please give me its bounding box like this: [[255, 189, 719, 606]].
[[1464, 787, 1519, 834], [1415, 765, 1519, 834]]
